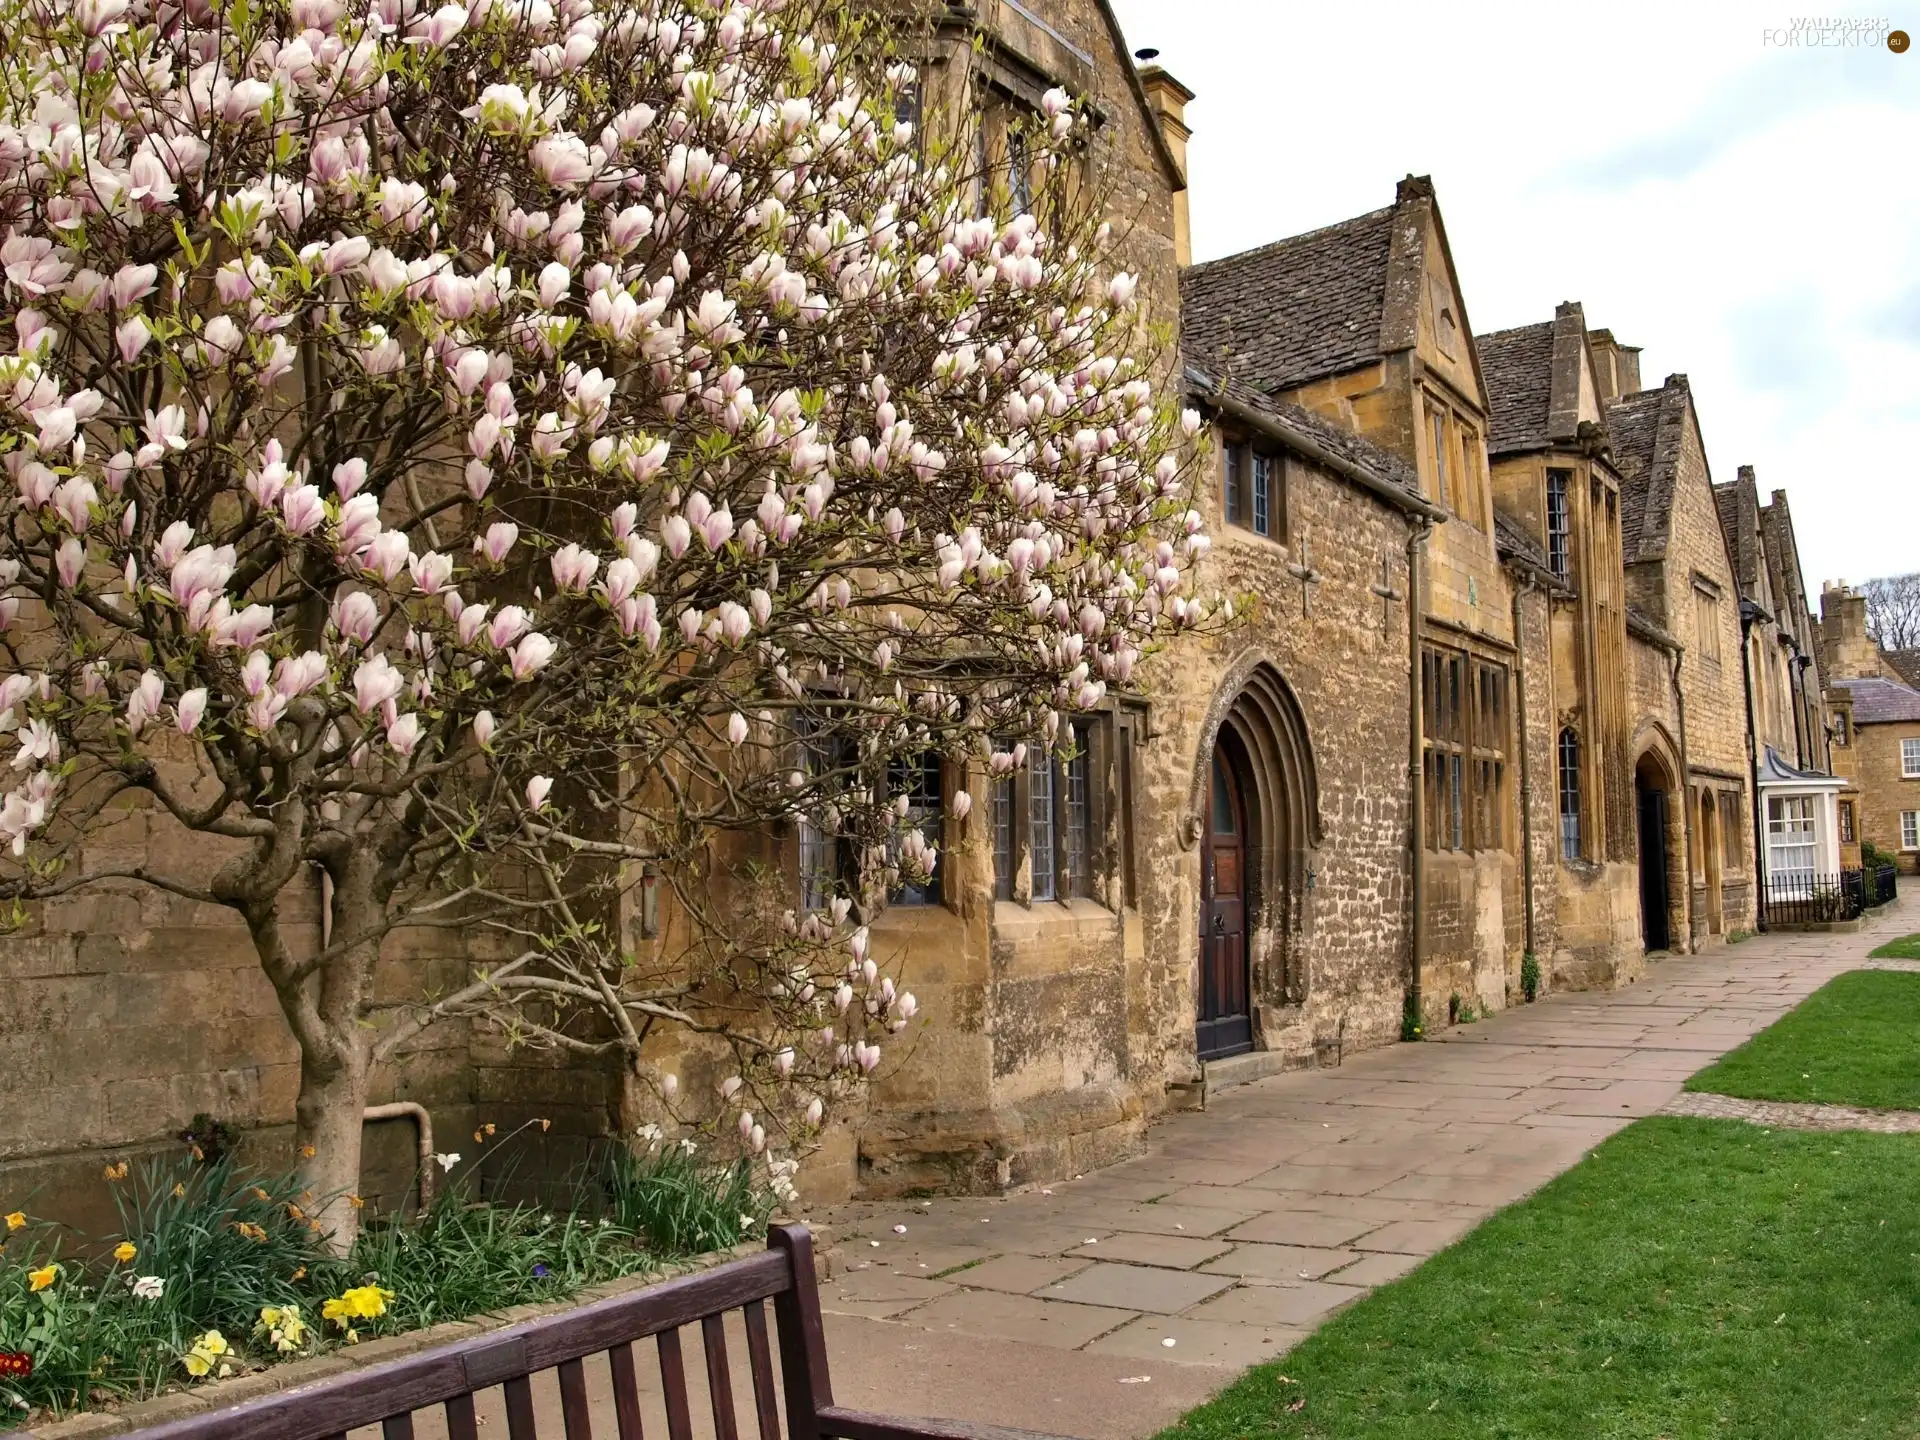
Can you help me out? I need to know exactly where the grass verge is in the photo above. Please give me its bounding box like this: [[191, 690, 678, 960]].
[[1870, 933, 1920, 961], [1155, 1118, 1920, 1440], [1684, 969, 1920, 1110]]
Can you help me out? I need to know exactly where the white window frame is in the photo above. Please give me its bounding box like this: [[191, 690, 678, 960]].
[[1903, 738, 1920, 778], [1904, 810, 1920, 852], [1766, 795, 1818, 887]]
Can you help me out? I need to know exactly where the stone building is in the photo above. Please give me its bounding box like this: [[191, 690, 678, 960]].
[[1182, 175, 1530, 1032], [1714, 469, 1845, 901], [1821, 584, 1920, 874], [1477, 303, 1642, 991], [1602, 369, 1757, 947]]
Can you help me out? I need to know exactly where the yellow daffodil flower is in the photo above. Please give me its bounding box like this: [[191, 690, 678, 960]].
[[3, 1212, 25, 1231], [113, 1241, 137, 1263], [27, 1263, 58, 1292], [321, 1284, 393, 1330]]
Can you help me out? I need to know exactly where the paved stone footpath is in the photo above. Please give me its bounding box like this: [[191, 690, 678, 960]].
[[1661, 1090, 1920, 1132], [815, 897, 1914, 1438]]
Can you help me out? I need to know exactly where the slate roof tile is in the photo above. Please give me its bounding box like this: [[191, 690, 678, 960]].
[[1179, 206, 1397, 393]]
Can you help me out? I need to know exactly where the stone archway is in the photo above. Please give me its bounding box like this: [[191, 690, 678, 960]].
[[1186, 661, 1322, 1054], [1632, 730, 1687, 954]]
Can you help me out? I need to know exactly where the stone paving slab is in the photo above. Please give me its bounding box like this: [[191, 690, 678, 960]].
[[1044, 1262, 1238, 1314], [813, 894, 1910, 1438]]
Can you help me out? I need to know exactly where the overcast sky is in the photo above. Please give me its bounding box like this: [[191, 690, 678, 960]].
[[1107, 0, 1919, 598]]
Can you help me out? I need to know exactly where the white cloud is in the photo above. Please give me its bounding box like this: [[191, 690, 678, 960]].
[[1111, 0, 1920, 589]]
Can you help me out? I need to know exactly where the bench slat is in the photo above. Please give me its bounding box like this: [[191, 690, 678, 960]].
[[700, 1313, 739, 1440], [657, 1327, 694, 1440], [445, 1391, 481, 1440], [503, 1373, 539, 1440], [558, 1356, 594, 1440], [382, 1415, 416, 1440], [742, 1300, 782, 1440], [607, 1341, 645, 1440]]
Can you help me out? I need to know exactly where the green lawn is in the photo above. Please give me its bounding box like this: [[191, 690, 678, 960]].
[[1871, 933, 1920, 961], [1684, 969, 1920, 1110], [1155, 1119, 1920, 1440]]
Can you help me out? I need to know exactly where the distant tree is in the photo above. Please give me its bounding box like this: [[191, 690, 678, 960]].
[[0, 0, 1213, 1249], [1862, 572, 1920, 653]]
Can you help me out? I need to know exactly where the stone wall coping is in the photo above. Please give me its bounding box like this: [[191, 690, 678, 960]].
[[18, 1240, 771, 1439]]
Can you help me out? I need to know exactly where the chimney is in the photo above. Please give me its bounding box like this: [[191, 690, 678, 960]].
[[1818, 583, 1879, 681], [1138, 63, 1194, 268], [1586, 329, 1643, 402]]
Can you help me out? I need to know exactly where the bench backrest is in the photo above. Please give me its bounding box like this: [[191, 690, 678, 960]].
[[117, 1224, 838, 1440]]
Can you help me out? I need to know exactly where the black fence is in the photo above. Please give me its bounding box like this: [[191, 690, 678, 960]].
[[1766, 865, 1898, 927]]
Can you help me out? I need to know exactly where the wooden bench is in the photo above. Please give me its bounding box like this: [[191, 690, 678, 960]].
[[113, 1225, 1079, 1440]]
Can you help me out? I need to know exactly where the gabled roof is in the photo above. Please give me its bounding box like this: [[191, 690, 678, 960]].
[[1836, 676, 1920, 724], [1606, 376, 1698, 566], [1477, 302, 1602, 458], [1885, 650, 1920, 688], [1180, 205, 1398, 393], [1183, 361, 1431, 514], [1478, 322, 1555, 455]]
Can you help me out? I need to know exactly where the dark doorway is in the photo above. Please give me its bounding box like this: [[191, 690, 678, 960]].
[[1198, 742, 1253, 1060], [1637, 773, 1671, 952]]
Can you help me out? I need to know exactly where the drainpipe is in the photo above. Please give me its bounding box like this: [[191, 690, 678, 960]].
[[1739, 601, 1768, 928], [1406, 517, 1433, 1034], [363, 1102, 436, 1212], [1668, 647, 1697, 952], [1510, 576, 1538, 958]]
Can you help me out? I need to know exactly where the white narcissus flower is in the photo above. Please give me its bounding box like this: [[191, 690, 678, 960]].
[[131, 1275, 165, 1301], [433, 1151, 461, 1171]]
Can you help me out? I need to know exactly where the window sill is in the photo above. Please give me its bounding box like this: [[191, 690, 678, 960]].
[[991, 896, 1117, 936], [870, 902, 964, 935]]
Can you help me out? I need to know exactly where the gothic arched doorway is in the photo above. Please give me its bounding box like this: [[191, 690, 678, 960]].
[[1635, 746, 1680, 952], [1199, 736, 1253, 1059], [1190, 662, 1322, 1062]]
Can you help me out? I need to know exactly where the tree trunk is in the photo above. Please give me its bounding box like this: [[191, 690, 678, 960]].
[[293, 1038, 371, 1256]]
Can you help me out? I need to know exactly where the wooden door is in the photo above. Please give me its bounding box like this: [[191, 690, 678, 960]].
[[1198, 747, 1253, 1060], [1638, 781, 1670, 951]]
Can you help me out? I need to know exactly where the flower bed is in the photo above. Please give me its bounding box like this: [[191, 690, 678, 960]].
[[1, 1135, 786, 1431]]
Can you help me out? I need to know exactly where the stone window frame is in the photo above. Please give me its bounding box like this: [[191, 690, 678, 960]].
[[991, 716, 1117, 908], [1220, 434, 1286, 542], [1545, 468, 1572, 584], [794, 708, 951, 916], [1557, 726, 1582, 861], [1692, 576, 1724, 666], [1421, 642, 1512, 854], [1421, 389, 1488, 533], [1718, 790, 1745, 873]]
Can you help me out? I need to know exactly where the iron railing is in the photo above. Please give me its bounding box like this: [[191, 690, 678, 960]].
[[1765, 865, 1896, 926]]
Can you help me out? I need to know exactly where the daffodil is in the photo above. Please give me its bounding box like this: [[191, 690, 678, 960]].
[[3, 1212, 24, 1232], [27, 1263, 58, 1292], [256, 1304, 308, 1354], [112, 1241, 137, 1263], [321, 1284, 393, 1330], [182, 1330, 232, 1379]]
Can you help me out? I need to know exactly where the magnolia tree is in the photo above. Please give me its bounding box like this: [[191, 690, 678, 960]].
[[0, 0, 1213, 1248]]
